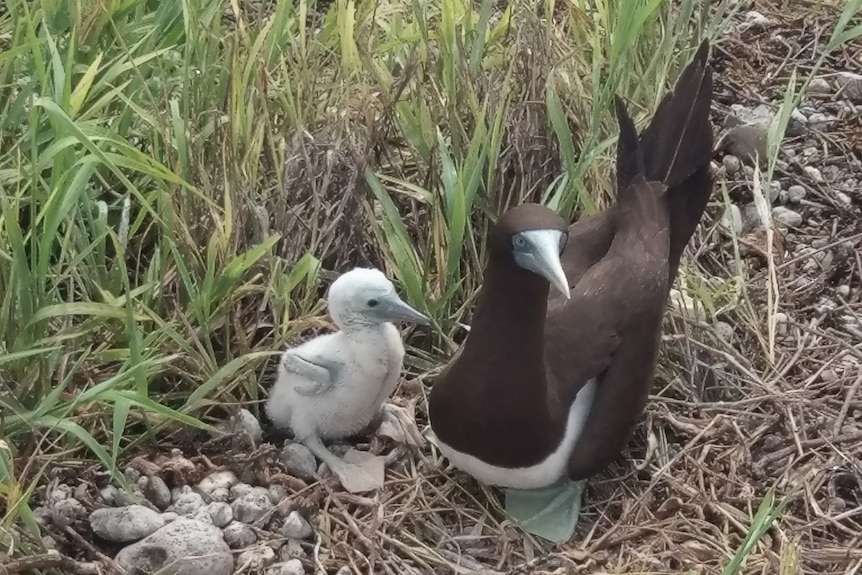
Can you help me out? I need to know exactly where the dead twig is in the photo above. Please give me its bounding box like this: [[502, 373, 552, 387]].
[[0, 553, 103, 575]]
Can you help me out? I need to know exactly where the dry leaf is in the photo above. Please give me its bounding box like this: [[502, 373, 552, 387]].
[[331, 449, 386, 493], [376, 402, 425, 447]]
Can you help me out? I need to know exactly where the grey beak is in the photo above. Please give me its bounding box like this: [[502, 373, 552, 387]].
[[514, 229, 571, 299], [379, 294, 431, 325]]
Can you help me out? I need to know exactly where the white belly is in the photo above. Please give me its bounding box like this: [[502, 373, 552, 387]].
[[430, 379, 597, 489]]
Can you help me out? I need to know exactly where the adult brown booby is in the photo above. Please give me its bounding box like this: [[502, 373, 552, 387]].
[[427, 40, 714, 542]]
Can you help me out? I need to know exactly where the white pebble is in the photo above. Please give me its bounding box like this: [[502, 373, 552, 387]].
[[836, 71, 862, 102], [772, 206, 803, 228], [89, 505, 166, 543], [789, 109, 808, 134], [722, 154, 741, 175], [232, 491, 273, 524], [210, 487, 231, 503], [742, 10, 771, 29], [668, 288, 705, 320], [808, 112, 832, 126], [787, 185, 806, 203], [720, 204, 743, 235], [99, 486, 119, 506], [803, 165, 823, 183], [232, 409, 263, 443], [170, 485, 193, 504], [41, 536, 58, 550], [115, 488, 147, 507], [269, 484, 288, 505], [280, 539, 305, 561], [207, 502, 234, 528], [124, 467, 142, 484], [46, 484, 73, 505], [768, 180, 781, 202], [51, 498, 86, 529], [141, 476, 171, 510], [114, 518, 232, 575], [808, 77, 830, 94], [172, 492, 204, 516], [280, 443, 318, 482], [281, 511, 313, 540], [714, 321, 735, 342], [269, 559, 306, 575], [238, 545, 276, 569], [223, 521, 257, 549], [197, 471, 239, 495], [230, 483, 254, 501], [33, 506, 53, 528], [775, 312, 789, 336]]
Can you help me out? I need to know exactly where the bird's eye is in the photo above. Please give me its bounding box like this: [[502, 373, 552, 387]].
[[513, 235, 527, 249], [367, 299, 379, 308]]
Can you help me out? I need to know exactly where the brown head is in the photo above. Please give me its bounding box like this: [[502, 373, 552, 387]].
[[488, 204, 572, 299]]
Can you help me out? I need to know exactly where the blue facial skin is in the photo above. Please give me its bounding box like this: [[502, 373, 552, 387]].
[[511, 229, 571, 299]]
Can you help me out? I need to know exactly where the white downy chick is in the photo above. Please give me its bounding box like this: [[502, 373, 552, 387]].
[[265, 267, 429, 475]]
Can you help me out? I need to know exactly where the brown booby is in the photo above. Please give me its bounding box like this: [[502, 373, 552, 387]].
[[427, 40, 714, 542]]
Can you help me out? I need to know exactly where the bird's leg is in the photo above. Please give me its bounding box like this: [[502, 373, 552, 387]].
[[301, 433, 348, 476]]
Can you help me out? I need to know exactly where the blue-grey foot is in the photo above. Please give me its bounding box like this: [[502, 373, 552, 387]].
[[503, 479, 585, 543]]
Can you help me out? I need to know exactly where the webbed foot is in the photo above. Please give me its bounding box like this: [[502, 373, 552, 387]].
[[503, 479, 585, 543]]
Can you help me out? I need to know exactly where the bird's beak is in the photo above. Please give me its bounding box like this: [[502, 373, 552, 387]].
[[515, 229, 571, 299], [377, 294, 431, 325]]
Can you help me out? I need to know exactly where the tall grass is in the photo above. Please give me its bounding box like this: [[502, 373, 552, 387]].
[[1, 0, 860, 565]]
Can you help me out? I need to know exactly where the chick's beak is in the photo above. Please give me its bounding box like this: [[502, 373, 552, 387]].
[[378, 294, 431, 324]]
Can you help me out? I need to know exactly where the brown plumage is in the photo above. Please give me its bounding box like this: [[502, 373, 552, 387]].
[[428, 40, 714, 486]]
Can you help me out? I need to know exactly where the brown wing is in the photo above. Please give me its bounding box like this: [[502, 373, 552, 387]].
[[557, 176, 670, 479], [543, 280, 621, 412], [547, 209, 618, 314], [545, 232, 669, 401], [544, 175, 671, 480], [560, 248, 669, 480]]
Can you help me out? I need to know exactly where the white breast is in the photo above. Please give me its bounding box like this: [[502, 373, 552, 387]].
[[430, 379, 597, 489]]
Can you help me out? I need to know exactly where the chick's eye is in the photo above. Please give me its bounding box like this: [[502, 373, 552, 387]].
[[513, 235, 527, 249], [367, 299, 379, 308]]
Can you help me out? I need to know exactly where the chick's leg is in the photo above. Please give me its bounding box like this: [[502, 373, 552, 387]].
[[301, 434, 348, 476]]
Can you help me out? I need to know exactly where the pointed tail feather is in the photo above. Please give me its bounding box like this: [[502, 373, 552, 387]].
[[612, 99, 669, 230], [615, 39, 714, 281], [614, 95, 645, 195]]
